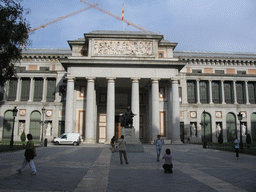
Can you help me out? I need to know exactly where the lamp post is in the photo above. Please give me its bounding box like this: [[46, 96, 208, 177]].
[[237, 112, 243, 150], [203, 110, 207, 149], [9, 106, 18, 149], [41, 107, 46, 146]]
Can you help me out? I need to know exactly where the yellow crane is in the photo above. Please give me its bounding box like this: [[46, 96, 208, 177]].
[[28, 3, 98, 33]]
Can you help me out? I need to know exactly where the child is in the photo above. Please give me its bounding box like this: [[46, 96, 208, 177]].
[[162, 148, 173, 173]]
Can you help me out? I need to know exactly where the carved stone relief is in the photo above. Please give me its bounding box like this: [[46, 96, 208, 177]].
[[93, 40, 153, 56]]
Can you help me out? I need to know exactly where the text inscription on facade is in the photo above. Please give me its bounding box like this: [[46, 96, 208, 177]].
[[93, 40, 153, 56]]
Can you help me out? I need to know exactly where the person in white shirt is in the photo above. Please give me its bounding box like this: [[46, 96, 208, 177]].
[[118, 135, 128, 164], [154, 135, 164, 162]]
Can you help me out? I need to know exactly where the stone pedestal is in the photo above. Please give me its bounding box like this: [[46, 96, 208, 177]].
[[189, 136, 201, 143], [121, 127, 141, 144]]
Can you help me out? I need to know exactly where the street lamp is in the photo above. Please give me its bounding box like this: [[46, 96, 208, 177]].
[[202, 110, 207, 149], [237, 112, 243, 150], [9, 106, 18, 149], [41, 107, 46, 146]]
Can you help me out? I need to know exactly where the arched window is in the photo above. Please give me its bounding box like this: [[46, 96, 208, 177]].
[[251, 113, 256, 142], [30, 111, 41, 140], [226, 113, 237, 142], [201, 112, 212, 142], [3, 111, 13, 139]]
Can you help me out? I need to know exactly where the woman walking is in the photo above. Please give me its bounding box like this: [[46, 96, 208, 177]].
[[17, 134, 37, 175]]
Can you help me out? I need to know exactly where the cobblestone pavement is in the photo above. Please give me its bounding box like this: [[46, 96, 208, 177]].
[[0, 143, 255, 192]]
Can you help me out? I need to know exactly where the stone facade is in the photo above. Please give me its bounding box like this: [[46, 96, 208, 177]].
[[0, 31, 256, 144]]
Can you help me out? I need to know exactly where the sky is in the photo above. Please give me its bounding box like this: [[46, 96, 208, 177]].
[[20, 0, 256, 53]]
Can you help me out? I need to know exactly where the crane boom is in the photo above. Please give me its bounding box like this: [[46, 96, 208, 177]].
[[28, 3, 98, 33], [80, 0, 148, 32]]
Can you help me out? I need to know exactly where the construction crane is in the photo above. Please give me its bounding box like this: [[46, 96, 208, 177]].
[[80, 0, 148, 32], [28, 3, 98, 33]]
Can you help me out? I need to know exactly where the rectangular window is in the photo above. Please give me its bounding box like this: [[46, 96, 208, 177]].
[[200, 81, 209, 104], [236, 82, 245, 104], [215, 70, 224, 75], [21, 78, 30, 101], [187, 80, 196, 103], [212, 81, 221, 104], [34, 78, 43, 101], [237, 71, 246, 74], [8, 79, 17, 101], [248, 82, 256, 104], [46, 78, 56, 102], [224, 81, 233, 104], [192, 69, 202, 73]]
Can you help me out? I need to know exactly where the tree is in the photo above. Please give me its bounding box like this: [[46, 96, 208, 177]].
[[0, 0, 30, 86], [20, 130, 26, 142]]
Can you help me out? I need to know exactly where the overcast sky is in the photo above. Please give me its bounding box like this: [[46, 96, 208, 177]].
[[21, 0, 256, 52]]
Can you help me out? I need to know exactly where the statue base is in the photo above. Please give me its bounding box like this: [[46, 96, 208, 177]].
[[189, 136, 201, 143], [121, 127, 141, 144]]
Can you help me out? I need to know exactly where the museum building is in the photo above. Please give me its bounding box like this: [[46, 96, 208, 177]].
[[1, 31, 256, 144]]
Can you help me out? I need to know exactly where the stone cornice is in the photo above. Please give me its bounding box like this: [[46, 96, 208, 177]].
[[60, 57, 186, 71]]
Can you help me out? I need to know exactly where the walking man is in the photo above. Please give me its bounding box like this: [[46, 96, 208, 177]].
[[154, 135, 164, 162], [118, 135, 128, 164]]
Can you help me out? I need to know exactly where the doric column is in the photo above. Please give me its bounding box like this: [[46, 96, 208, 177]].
[[65, 76, 75, 133], [28, 77, 34, 102], [15, 77, 21, 101], [196, 79, 201, 104], [167, 81, 173, 140], [171, 78, 182, 144], [106, 77, 115, 143], [209, 80, 213, 104], [85, 77, 96, 143], [131, 78, 140, 139], [221, 80, 226, 104], [41, 77, 47, 102], [233, 80, 238, 104], [245, 81, 250, 104], [151, 78, 160, 141]]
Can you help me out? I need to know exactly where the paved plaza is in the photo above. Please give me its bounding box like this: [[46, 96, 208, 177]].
[[0, 143, 255, 192]]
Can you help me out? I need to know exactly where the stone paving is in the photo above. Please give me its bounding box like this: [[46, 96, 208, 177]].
[[0, 143, 255, 192]]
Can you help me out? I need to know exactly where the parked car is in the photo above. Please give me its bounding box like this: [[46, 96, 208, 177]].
[[53, 133, 81, 146]]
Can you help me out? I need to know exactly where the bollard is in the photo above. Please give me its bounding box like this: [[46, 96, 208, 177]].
[[44, 138, 47, 147]]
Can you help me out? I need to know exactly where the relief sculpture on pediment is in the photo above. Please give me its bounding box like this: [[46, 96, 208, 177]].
[[94, 40, 153, 56]]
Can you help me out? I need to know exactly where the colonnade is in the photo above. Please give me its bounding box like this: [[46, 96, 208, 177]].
[[184, 79, 253, 105], [65, 77, 181, 144]]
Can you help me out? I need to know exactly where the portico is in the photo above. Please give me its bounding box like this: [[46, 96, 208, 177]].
[[61, 31, 186, 144]]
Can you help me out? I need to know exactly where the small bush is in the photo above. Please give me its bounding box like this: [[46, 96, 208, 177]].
[[20, 131, 26, 142]]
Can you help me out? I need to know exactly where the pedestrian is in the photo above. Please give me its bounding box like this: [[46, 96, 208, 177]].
[[154, 135, 164, 162], [162, 148, 173, 173], [234, 137, 239, 159], [110, 136, 116, 153], [118, 135, 128, 164], [17, 134, 37, 175]]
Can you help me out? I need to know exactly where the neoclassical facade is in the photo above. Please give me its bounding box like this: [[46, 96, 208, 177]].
[[0, 31, 256, 144]]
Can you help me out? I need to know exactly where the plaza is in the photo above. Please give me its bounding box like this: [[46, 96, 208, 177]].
[[0, 144, 255, 191]]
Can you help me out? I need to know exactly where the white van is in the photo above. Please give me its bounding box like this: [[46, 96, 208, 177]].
[[53, 133, 81, 146]]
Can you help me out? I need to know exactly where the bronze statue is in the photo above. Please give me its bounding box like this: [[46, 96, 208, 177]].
[[121, 106, 136, 128]]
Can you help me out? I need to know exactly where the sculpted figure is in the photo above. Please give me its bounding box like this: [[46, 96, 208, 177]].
[[121, 106, 136, 128]]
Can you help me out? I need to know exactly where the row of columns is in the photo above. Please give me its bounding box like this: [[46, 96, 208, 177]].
[[65, 76, 181, 144], [186, 79, 251, 105]]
